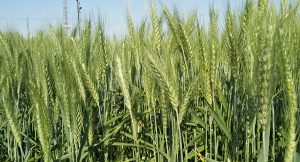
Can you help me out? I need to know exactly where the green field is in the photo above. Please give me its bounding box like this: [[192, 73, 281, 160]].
[[0, 0, 300, 161]]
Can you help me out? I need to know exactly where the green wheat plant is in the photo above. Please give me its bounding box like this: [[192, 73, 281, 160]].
[[0, 0, 300, 161]]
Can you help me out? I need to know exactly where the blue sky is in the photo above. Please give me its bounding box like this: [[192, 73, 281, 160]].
[[0, 0, 280, 37]]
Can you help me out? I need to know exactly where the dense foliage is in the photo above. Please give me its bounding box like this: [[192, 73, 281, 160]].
[[0, 0, 300, 161]]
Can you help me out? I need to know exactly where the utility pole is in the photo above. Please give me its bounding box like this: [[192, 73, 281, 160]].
[[27, 16, 30, 39], [63, 0, 69, 31], [128, 0, 131, 15], [76, 0, 82, 33]]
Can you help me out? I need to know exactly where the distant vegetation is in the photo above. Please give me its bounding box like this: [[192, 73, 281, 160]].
[[0, 0, 299, 161]]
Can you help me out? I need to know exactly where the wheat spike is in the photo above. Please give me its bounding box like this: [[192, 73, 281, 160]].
[[150, 3, 162, 53], [281, 30, 298, 162], [144, 50, 179, 110], [2, 82, 23, 152], [115, 53, 138, 140]]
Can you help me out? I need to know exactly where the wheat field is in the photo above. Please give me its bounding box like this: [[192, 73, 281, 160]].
[[0, 0, 300, 161]]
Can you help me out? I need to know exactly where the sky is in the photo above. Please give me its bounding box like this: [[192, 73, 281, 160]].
[[0, 0, 281, 37]]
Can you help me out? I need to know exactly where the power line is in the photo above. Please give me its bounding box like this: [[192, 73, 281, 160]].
[[0, 18, 77, 21], [0, 18, 53, 21]]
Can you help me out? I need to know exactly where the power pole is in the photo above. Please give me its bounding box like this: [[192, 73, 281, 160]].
[[128, 0, 132, 15], [76, 0, 82, 33], [63, 0, 69, 31], [27, 16, 30, 39]]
